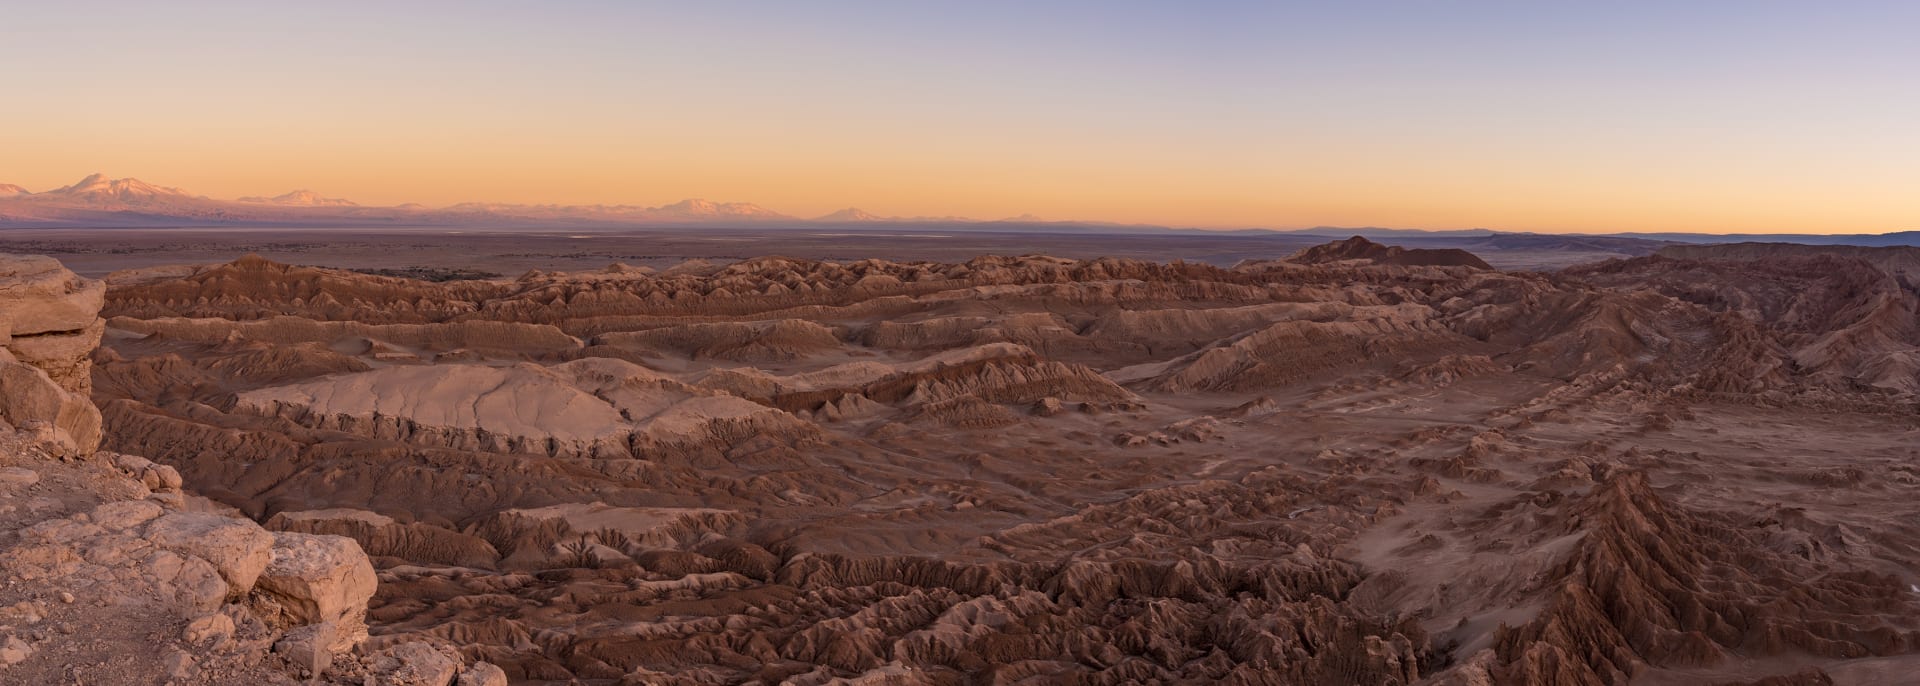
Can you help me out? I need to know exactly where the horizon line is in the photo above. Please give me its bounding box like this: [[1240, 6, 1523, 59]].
[[2, 172, 1912, 238]]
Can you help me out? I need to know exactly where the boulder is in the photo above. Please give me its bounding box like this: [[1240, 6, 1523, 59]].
[[145, 513, 276, 596], [253, 532, 377, 652], [0, 254, 106, 338], [183, 611, 237, 648], [0, 634, 32, 666], [0, 467, 37, 489], [112, 453, 182, 491], [457, 662, 509, 686], [148, 550, 230, 613], [0, 361, 101, 454], [1032, 396, 1066, 416], [274, 622, 337, 676], [161, 649, 197, 681], [368, 641, 462, 686], [91, 500, 164, 531]]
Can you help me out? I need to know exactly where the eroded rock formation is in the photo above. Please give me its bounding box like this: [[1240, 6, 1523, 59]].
[[1, 254, 105, 452], [68, 240, 1920, 684]]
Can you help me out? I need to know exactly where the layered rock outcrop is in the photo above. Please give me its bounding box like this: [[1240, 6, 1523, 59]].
[[232, 358, 818, 460], [0, 254, 105, 452]]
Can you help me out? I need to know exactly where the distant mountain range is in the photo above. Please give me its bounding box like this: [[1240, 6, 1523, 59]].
[[2, 174, 1916, 248], [237, 190, 359, 207], [0, 173, 1047, 230], [0, 174, 824, 228]]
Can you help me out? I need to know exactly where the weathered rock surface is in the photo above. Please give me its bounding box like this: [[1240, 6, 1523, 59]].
[[253, 532, 379, 652], [0, 254, 497, 685], [0, 432, 293, 683], [0, 253, 106, 338], [456, 661, 509, 686], [367, 641, 462, 686], [275, 622, 339, 676], [146, 512, 277, 596], [0, 253, 105, 452], [65, 244, 1920, 683]]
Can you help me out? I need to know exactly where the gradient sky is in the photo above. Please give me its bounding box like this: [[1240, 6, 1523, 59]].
[[5, 1, 1918, 233]]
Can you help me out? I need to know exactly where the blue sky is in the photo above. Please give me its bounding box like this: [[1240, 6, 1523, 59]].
[[4, 1, 1916, 232]]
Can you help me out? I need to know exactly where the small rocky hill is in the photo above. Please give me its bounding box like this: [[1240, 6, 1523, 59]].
[[1287, 235, 1494, 269]]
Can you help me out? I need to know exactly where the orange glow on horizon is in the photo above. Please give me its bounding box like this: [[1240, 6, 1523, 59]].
[[5, 3, 1918, 235]]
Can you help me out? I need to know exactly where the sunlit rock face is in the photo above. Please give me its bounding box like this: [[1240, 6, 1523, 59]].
[[1, 253, 106, 453]]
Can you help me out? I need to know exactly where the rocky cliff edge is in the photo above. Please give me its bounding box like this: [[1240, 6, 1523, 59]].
[[0, 253, 502, 685]]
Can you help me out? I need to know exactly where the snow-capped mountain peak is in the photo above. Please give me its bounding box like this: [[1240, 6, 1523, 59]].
[[45, 174, 197, 203], [656, 199, 785, 218], [238, 190, 358, 207], [816, 207, 884, 222], [0, 174, 1024, 227]]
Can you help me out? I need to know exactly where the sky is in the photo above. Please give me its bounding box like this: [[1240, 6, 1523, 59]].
[[3, 1, 1918, 233]]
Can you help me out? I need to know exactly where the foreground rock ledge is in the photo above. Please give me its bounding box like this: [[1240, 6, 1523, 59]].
[[0, 252, 497, 685]]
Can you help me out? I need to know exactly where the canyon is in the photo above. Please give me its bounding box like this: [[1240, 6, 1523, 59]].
[[2, 235, 1918, 684]]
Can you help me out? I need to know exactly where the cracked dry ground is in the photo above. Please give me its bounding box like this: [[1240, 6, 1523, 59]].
[[81, 239, 1920, 684]]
